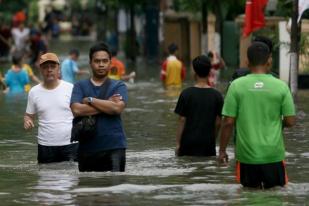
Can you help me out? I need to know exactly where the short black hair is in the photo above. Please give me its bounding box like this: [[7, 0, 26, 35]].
[[192, 55, 212, 77], [12, 51, 23, 65], [89, 42, 111, 61], [69, 48, 80, 57], [168, 43, 178, 54], [247, 42, 270, 67], [253, 36, 273, 53]]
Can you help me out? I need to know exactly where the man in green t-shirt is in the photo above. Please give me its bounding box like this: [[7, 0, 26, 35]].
[[218, 42, 296, 189]]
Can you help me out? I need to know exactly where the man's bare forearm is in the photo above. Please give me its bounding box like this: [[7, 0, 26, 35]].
[[219, 122, 233, 152], [218, 117, 234, 164], [24, 113, 35, 130], [71, 103, 100, 117], [215, 116, 222, 139], [91, 98, 125, 115], [175, 116, 185, 156]]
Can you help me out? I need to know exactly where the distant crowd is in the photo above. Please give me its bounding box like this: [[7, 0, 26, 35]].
[[0, 8, 94, 64]]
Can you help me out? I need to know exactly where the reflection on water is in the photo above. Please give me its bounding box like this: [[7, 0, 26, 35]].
[[0, 41, 308, 205], [31, 163, 78, 205]]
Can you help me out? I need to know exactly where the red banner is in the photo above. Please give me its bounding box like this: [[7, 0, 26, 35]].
[[243, 0, 268, 37]]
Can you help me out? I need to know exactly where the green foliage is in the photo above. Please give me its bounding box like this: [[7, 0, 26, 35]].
[[0, 0, 37, 23], [28, 1, 39, 24], [90, 0, 145, 9], [0, 0, 28, 12], [275, 0, 293, 17], [223, 0, 246, 20], [69, 0, 83, 12], [172, 0, 246, 20], [173, 0, 202, 12]]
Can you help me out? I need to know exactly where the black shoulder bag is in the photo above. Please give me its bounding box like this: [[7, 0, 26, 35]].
[[71, 78, 111, 142]]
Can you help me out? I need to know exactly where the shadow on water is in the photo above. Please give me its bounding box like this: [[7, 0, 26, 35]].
[[0, 40, 308, 205]]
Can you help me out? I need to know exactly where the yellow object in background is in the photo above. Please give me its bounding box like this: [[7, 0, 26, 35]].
[[23, 64, 34, 92]]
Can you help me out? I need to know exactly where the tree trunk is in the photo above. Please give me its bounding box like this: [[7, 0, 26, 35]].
[[290, 0, 299, 97], [145, 0, 159, 60], [201, 1, 208, 53], [214, 1, 222, 34], [95, 0, 107, 42], [202, 1, 208, 34], [129, 4, 136, 62]]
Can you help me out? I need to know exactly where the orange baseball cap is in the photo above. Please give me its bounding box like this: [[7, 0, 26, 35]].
[[39, 53, 60, 65]]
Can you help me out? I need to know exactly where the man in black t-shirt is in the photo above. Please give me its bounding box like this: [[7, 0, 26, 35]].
[[174, 55, 223, 156]]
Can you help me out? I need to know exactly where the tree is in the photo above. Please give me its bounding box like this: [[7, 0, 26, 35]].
[[92, 0, 145, 62], [0, 0, 32, 23], [290, 0, 300, 96]]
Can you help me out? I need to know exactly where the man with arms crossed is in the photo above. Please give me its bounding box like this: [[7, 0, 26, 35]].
[[24, 53, 77, 163], [219, 42, 295, 189], [70, 42, 128, 172]]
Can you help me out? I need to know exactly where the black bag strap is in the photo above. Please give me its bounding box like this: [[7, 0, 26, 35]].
[[98, 78, 111, 100]]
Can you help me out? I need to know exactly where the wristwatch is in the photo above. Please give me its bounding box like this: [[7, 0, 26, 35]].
[[87, 97, 93, 105]]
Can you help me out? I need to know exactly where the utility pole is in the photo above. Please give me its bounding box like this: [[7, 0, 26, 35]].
[[145, 0, 159, 60], [290, 0, 299, 97], [201, 1, 208, 53]]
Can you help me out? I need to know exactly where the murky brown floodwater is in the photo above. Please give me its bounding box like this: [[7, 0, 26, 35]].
[[0, 39, 308, 205]]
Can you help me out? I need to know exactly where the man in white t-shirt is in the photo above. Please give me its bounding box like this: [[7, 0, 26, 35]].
[[24, 52, 77, 163], [11, 23, 30, 52]]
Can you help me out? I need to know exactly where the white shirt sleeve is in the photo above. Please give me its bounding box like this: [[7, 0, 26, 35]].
[[26, 90, 36, 114]]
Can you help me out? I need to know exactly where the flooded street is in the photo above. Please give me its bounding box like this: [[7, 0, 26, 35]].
[[0, 40, 308, 205]]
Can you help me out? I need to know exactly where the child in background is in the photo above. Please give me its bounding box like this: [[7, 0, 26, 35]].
[[108, 50, 136, 82], [161, 43, 186, 88], [4, 52, 29, 94], [21, 53, 41, 92], [207, 51, 225, 87], [61, 49, 89, 83]]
